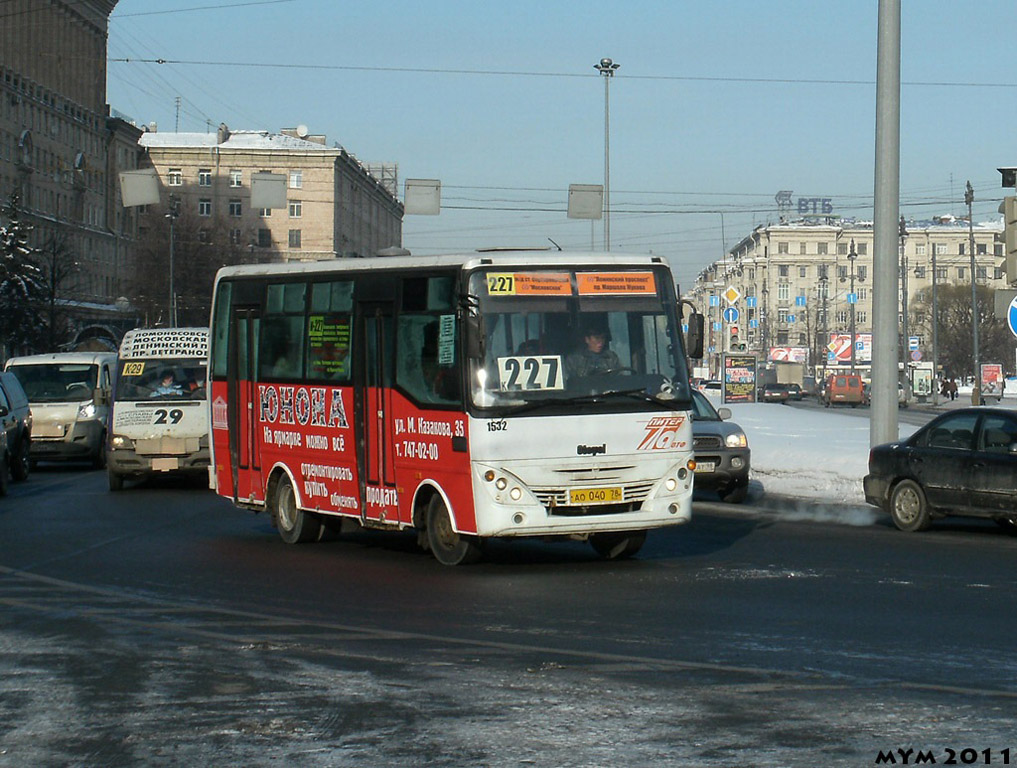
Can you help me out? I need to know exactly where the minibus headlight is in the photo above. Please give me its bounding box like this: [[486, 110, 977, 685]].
[[111, 434, 134, 450], [77, 402, 97, 420]]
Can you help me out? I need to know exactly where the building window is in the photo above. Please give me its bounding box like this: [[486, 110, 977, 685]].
[[916, 243, 927, 256], [858, 288, 867, 301], [836, 311, 848, 324], [260, 208, 272, 216], [167, 168, 182, 186], [799, 266, 807, 278], [957, 267, 965, 280], [289, 170, 302, 189], [778, 264, 789, 277], [288, 229, 302, 248], [977, 266, 987, 280], [857, 243, 868, 255], [230, 169, 242, 187], [198, 168, 212, 186], [778, 309, 789, 323], [857, 311, 867, 323], [229, 199, 242, 217], [837, 242, 848, 255], [959, 243, 966, 256], [856, 265, 867, 281], [936, 267, 947, 281], [258, 228, 272, 247], [778, 242, 789, 254], [934, 243, 947, 255], [977, 243, 987, 255], [289, 200, 302, 218], [995, 266, 1005, 280], [198, 228, 211, 243], [837, 265, 848, 280], [777, 283, 790, 301], [995, 243, 1004, 257], [198, 199, 211, 217], [818, 265, 829, 280], [799, 242, 807, 255], [229, 228, 242, 245], [817, 242, 828, 255]]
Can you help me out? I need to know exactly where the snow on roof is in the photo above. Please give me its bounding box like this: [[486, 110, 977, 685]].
[[139, 130, 337, 152]]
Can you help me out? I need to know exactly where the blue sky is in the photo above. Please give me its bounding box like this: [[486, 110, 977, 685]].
[[107, 0, 1017, 287]]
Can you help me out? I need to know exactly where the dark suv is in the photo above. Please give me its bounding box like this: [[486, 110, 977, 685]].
[[0, 370, 32, 481]]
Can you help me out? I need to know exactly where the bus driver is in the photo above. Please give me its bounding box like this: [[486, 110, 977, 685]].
[[566, 322, 620, 379]]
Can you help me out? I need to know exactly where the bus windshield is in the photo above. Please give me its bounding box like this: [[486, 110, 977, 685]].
[[115, 358, 208, 401], [467, 267, 692, 412]]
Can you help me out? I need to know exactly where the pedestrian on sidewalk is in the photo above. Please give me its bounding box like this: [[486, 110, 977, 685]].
[[949, 378, 958, 401]]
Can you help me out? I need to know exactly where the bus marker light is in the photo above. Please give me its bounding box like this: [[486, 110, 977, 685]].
[[496, 477, 508, 490]]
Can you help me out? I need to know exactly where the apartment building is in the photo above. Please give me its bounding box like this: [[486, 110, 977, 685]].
[[688, 216, 1005, 373], [0, 0, 142, 349], [138, 125, 403, 262]]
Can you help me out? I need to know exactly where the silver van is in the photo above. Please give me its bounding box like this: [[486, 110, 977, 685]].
[[4, 352, 116, 468]]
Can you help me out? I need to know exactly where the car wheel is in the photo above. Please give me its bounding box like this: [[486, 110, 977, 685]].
[[10, 438, 29, 481], [590, 530, 647, 560], [426, 495, 482, 566], [272, 474, 321, 544], [721, 484, 748, 504], [889, 479, 931, 532], [108, 468, 124, 492]]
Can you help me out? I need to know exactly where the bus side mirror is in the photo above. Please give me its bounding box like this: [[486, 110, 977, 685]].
[[685, 313, 705, 360], [93, 388, 109, 406]]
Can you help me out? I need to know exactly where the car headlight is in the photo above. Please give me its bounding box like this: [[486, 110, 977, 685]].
[[110, 434, 134, 450], [725, 432, 748, 448], [77, 402, 97, 420]]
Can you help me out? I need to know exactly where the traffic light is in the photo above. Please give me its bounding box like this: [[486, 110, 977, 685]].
[[1005, 196, 1017, 284], [729, 325, 746, 352]]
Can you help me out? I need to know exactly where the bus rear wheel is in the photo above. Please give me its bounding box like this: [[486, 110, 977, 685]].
[[590, 530, 646, 560], [426, 496, 481, 566], [273, 475, 321, 544]]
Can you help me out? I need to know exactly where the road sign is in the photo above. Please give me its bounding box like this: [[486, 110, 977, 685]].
[[911, 350, 922, 361], [788, 314, 796, 323], [709, 295, 720, 307], [1008, 296, 1017, 339], [746, 296, 757, 308], [749, 319, 758, 328], [723, 307, 739, 323], [908, 336, 919, 350], [847, 292, 857, 304], [795, 296, 807, 307], [724, 286, 741, 304]]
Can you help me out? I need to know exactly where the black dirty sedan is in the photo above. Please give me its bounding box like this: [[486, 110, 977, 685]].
[[863, 407, 1017, 532], [760, 382, 790, 403], [691, 390, 751, 503]]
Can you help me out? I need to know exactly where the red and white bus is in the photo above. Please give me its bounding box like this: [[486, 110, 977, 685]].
[[208, 251, 699, 564]]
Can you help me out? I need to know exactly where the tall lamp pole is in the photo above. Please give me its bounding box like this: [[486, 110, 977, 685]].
[[595, 57, 619, 251], [848, 239, 858, 374], [165, 196, 179, 326], [932, 239, 939, 405], [966, 181, 980, 404], [899, 215, 908, 375]]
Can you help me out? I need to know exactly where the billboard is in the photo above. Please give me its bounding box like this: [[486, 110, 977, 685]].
[[826, 333, 872, 364], [768, 346, 809, 364], [723, 354, 757, 403]]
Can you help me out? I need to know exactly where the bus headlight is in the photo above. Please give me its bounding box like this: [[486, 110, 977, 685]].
[[665, 477, 678, 492], [509, 487, 522, 501], [110, 435, 134, 450], [77, 402, 97, 420]]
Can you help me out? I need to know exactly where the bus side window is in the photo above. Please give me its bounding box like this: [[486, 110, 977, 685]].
[[397, 315, 459, 405]]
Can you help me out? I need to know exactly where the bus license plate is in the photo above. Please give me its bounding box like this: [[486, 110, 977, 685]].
[[695, 461, 716, 473], [569, 486, 622, 505]]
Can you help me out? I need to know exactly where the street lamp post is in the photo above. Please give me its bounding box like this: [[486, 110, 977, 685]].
[[965, 181, 980, 405], [594, 57, 619, 251], [899, 215, 908, 373], [848, 239, 858, 374], [931, 241, 939, 405], [165, 196, 179, 326], [819, 273, 829, 376]]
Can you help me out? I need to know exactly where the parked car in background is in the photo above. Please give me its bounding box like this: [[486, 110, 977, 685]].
[[761, 381, 790, 403], [0, 370, 32, 481], [824, 373, 865, 407], [691, 390, 750, 503], [864, 407, 1017, 532]]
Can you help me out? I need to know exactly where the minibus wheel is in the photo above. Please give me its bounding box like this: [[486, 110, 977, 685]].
[[426, 496, 481, 566], [273, 475, 322, 544], [590, 530, 646, 560]]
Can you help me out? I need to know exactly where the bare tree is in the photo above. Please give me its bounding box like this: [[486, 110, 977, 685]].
[[0, 192, 46, 355]]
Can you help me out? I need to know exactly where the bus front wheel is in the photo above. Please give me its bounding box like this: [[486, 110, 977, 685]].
[[590, 530, 646, 560], [273, 475, 321, 544], [426, 496, 481, 566]]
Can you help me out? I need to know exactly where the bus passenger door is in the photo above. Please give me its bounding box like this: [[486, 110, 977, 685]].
[[355, 302, 398, 523], [229, 307, 263, 504]]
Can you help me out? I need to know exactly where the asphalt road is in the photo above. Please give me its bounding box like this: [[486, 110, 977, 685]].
[[2, 465, 1017, 767]]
